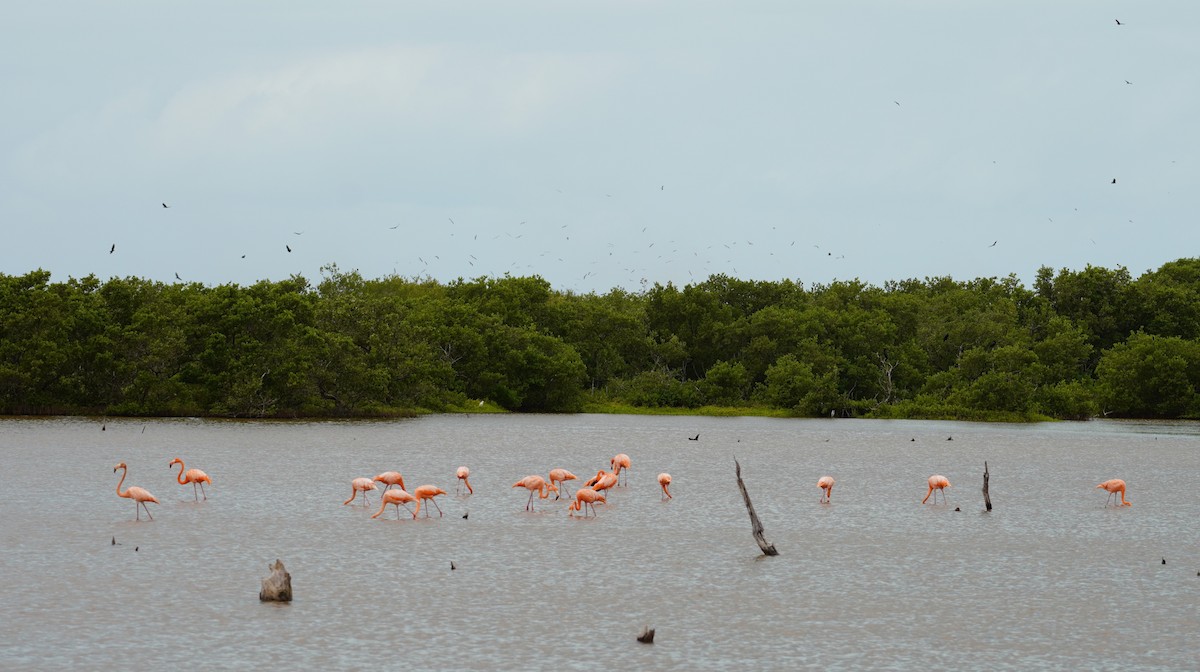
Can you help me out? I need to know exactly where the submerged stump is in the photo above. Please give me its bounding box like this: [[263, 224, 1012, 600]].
[[259, 559, 292, 602], [638, 626, 656, 644]]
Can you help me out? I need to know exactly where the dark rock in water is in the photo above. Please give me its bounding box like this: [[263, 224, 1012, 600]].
[[637, 626, 655, 644], [260, 559, 292, 602], [954, 507, 961, 512], [1162, 557, 1166, 565], [450, 561, 457, 570]]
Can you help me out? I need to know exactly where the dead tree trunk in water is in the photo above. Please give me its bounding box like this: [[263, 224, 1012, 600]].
[[982, 461, 992, 512], [259, 559, 292, 602], [734, 458, 778, 556]]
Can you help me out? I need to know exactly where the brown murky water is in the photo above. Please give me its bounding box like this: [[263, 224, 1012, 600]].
[[1, 415, 1197, 670]]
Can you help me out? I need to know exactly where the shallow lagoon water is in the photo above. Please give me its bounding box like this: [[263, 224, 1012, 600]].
[[1, 415, 1197, 670]]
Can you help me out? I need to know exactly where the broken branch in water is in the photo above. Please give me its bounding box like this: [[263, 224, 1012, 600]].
[[983, 461, 992, 512], [734, 458, 778, 556]]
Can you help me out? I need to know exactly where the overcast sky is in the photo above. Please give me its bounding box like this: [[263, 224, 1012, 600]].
[[3, 2, 1197, 294]]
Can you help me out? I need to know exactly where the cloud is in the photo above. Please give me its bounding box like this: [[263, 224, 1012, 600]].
[[148, 43, 623, 157]]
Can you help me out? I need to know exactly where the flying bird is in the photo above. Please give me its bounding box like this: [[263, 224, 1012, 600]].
[[1114, 19, 1123, 25], [989, 241, 997, 247], [286, 245, 292, 253], [109, 244, 115, 254], [1111, 178, 1117, 184], [162, 203, 170, 208], [174, 273, 182, 281]]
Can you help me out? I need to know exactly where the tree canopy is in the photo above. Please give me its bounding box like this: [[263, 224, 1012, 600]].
[[3, 259, 1199, 419]]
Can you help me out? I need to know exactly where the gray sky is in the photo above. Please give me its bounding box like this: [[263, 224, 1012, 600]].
[[3, 2, 1197, 294]]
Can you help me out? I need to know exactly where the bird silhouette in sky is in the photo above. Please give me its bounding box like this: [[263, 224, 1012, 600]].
[[175, 272, 182, 281], [989, 241, 997, 247], [286, 245, 292, 253], [109, 244, 115, 254], [162, 203, 169, 208], [1115, 19, 1123, 25], [1111, 178, 1117, 184]]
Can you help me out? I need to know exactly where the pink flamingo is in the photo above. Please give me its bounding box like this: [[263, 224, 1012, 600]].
[[657, 473, 672, 500], [1096, 479, 1132, 507], [456, 466, 473, 495], [611, 453, 631, 486], [114, 462, 159, 521], [513, 475, 558, 511], [169, 457, 212, 501], [372, 489, 418, 519], [344, 477, 377, 506], [923, 474, 951, 504], [568, 487, 606, 517], [412, 485, 447, 518], [373, 471, 406, 493], [817, 475, 835, 503], [590, 470, 618, 498], [548, 468, 577, 499]]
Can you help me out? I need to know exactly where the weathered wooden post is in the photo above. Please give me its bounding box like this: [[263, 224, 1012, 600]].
[[637, 626, 655, 643], [259, 559, 292, 602], [982, 461, 992, 512], [734, 458, 778, 556]]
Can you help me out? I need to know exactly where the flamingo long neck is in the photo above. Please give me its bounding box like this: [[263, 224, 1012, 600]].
[[413, 498, 423, 517], [116, 467, 130, 498], [174, 461, 187, 484], [371, 500, 387, 519]]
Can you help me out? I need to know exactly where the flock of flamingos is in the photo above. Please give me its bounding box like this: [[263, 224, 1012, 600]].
[[112, 454, 1135, 521]]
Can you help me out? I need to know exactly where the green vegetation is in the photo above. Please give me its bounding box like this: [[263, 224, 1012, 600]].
[[4, 259, 1200, 420]]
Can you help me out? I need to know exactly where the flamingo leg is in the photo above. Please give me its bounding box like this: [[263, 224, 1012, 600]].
[[527, 490, 535, 511], [199, 482, 207, 501], [432, 498, 443, 517], [142, 502, 154, 520]]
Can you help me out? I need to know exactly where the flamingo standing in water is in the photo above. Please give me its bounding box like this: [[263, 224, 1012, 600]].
[[590, 470, 619, 498], [373, 471, 406, 493], [114, 462, 158, 521], [168, 458, 212, 501], [372, 489, 418, 519], [456, 466, 473, 494], [344, 477, 377, 506], [568, 487, 606, 517], [817, 475, 835, 503], [513, 475, 558, 511], [611, 453, 631, 486], [922, 474, 951, 504], [657, 473, 672, 500], [412, 485, 447, 518], [549, 468, 577, 499], [1096, 479, 1132, 507]]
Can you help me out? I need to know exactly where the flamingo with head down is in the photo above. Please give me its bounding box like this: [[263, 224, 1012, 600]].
[[344, 477, 377, 506], [922, 474, 950, 505], [456, 466, 473, 495], [611, 453, 631, 486], [657, 473, 672, 500], [548, 468, 577, 499], [1096, 479, 1131, 507], [412, 485, 447, 518], [817, 475, 835, 503], [513, 475, 558, 511], [372, 489, 418, 519], [568, 487, 605, 517], [373, 471, 406, 493]]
